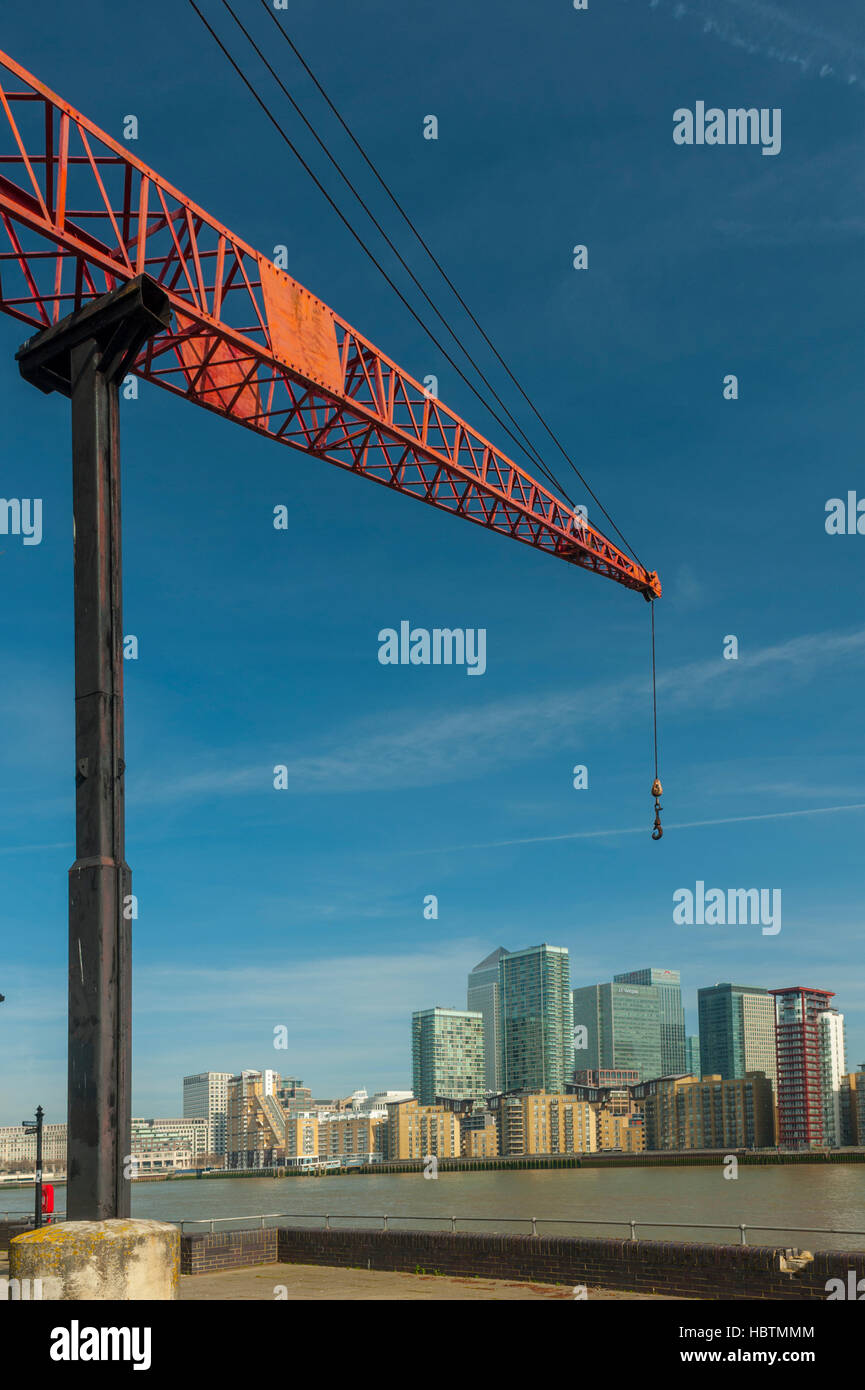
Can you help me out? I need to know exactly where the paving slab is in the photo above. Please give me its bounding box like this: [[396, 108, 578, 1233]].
[[2, 1251, 680, 1300], [179, 1262, 679, 1300]]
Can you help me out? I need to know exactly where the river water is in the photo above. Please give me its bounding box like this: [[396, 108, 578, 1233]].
[[3, 1166, 864, 1250]]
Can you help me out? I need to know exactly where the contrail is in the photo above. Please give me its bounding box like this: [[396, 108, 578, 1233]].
[[645, 0, 864, 89], [414, 801, 865, 854], [0, 840, 73, 855]]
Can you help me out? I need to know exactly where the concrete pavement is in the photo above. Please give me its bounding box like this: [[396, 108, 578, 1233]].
[[179, 1262, 680, 1300]]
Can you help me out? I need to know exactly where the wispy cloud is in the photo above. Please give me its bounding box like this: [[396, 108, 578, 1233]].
[[0, 841, 72, 856], [6, 936, 864, 1123], [134, 949, 485, 1022], [646, 0, 865, 89], [130, 947, 491, 1107], [0, 946, 491, 1119], [406, 801, 865, 855], [131, 625, 865, 803], [713, 216, 865, 247]]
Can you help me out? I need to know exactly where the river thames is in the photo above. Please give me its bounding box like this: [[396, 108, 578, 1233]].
[[3, 1165, 864, 1250]]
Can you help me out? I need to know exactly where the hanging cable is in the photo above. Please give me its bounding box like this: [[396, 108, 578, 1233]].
[[256, 0, 647, 568], [186, 1, 662, 824], [215, 0, 576, 509], [187, 0, 571, 503], [189, 0, 651, 571], [650, 600, 663, 840]]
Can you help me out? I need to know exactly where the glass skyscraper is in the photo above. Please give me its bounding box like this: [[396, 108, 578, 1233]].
[[572, 981, 663, 1081], [613, 968, 686, 1074], [411, 1007, 485, 1105], [697, 983, 777, 1086], [499, 945, 572, 1093], [467, 947, 510, 1093]]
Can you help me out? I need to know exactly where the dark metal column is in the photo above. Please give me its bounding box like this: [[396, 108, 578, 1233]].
[[17, 276, 170, 1220], [66, 333, 131, 1220]]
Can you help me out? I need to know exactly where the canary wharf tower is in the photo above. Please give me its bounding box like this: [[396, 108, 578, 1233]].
[[499, 945, 573, 1094]]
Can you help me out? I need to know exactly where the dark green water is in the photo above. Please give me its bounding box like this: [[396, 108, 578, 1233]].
[[3, 1165, 864, 1250]]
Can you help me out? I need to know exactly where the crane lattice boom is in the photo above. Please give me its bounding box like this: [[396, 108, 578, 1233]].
[[0, 49, 660, 598]]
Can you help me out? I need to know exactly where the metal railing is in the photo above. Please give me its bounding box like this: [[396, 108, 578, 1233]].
[[175, 1211, 865, 1246], [5, 1206, 862, 1247], [0, 1218, 64, 1237]]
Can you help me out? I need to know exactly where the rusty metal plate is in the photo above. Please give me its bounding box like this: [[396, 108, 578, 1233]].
[[175, 312, 260, 420], [259, 257, 343, 396]]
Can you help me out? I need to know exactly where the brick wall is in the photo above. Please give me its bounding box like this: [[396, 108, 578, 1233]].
[[181, 1226, 277, 1274], [275, 1227, 865, 1300]]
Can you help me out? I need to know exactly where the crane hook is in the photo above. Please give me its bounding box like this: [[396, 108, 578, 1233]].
[[651, 777, 663, 840]]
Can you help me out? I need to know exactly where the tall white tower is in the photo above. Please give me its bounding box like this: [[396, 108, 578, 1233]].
[[183, 1072, 232, 1157], [819, 1011, 846, 1146]]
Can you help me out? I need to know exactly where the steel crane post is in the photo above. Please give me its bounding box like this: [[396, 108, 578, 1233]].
[[16, 275, 170, 1220]]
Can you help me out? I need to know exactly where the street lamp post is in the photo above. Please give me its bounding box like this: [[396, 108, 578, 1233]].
[[21, 1104, 44, 1229]]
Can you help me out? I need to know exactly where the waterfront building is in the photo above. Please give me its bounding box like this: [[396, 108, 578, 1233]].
[[640, 1073, 774, 1150], [566, 1082, 630, 1112], [613, 968, 686, 1074], [572, 981, 662, 1081], [284, 1114, 319, 1166], [277, 1077, 314, 1118], [183, 1071, 231, 1158], [819, 1010, 847, 1147], [852, 1078, 864, 1146], [136, 1146, 195, 1172], [772, 987, 836, 1147], [0, 1122, 68, 1169], [130, 1117, 209, 1172], [840, 1064, 865, 1146], [226, 1069, 286, 1169], [317, 1115, 386, 1165], [500, 945, 572, 1093], [1, 1117, 214, 1174], [494, 1091, 597, 1156], [412, 1007, 485, 1105], [467, 947, 510, 1092], [311, 1096, 355, 1118], [596, 1106, 644, 1153], [354, 1090, 413, 1113], [314, 1090, 414, 1121], [384, 1099, 461, 1160], [685, 1036, 701, 1078], [565, 1082, 645, 1151], [573, 1068, 639, 1088], [697, 984, 777, 1088], [460, 1109, 500, 1158]]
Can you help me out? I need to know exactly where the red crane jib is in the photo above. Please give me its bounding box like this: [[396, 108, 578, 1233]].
[[0, 48, 660, 598]]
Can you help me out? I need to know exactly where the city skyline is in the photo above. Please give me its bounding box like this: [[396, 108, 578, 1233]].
[[1, 0, 863, 1131], [1, 937, 858, 1123], [0, 0, 860, 1330]]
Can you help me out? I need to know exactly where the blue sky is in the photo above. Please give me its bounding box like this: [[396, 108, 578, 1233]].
[[1, 0, 863, 1123]]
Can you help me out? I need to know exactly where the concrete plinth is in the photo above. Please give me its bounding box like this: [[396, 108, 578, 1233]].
[[9, 1219, 179, 1300]]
